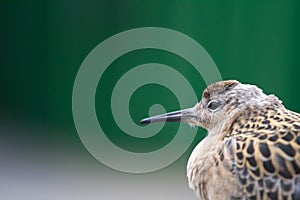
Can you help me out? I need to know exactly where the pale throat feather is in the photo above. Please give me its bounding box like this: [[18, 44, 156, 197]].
[[186, 126, 224, 195]]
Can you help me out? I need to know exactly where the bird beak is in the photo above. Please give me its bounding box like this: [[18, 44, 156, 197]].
[[140, 106, 197, 125]]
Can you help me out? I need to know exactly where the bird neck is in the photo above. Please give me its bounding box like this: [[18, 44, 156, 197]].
[[191, 130, 223, 160], [187, 131, 224, 199]]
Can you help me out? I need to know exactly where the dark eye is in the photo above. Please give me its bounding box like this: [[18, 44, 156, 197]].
[[207, 100, 221, 111]]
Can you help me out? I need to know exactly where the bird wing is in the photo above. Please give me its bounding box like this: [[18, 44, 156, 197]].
[[220, 108, 300, 200]]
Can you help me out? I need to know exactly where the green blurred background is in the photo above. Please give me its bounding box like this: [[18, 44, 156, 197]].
[[1, 1, 300, 200]]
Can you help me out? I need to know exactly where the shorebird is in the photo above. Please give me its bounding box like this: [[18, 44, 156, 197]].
[[140, 80, 300, 200]]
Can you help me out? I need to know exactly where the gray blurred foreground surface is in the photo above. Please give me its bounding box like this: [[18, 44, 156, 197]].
[[0, 123, 197, 200]]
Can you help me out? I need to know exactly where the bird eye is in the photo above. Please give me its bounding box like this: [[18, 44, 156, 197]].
[[207, 100, 221, 111]]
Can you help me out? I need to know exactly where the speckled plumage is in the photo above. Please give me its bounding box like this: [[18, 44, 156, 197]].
[[140, 80, 300, 200]]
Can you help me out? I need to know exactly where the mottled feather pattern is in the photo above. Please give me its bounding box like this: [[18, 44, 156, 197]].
[[221, 106, 300, 200]]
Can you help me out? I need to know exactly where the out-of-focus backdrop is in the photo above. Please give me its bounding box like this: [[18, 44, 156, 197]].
[[1, 1, 300, 200]]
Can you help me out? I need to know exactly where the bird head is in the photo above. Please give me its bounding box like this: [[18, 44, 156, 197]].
[[140, 80, 279, 132]]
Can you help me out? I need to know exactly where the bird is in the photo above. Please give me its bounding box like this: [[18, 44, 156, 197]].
[[140, 80, 300, 200]]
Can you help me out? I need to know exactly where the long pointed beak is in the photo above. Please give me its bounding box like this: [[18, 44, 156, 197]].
[[140, 107, 197, 124]]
